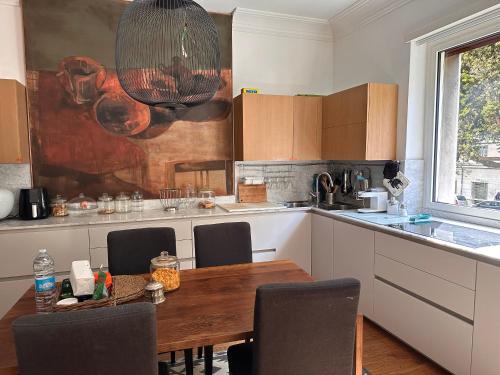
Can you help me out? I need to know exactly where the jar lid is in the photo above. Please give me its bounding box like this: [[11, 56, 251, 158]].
[[145, 281, 164, 291], [151, 251, 178, 267], [98, 193, 114, 202], [51, 194, 67, 204], [131, 191, 143, 201], [116, 192, 130, 201]]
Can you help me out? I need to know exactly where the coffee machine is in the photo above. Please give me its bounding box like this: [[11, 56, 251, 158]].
[[357, 190, 388, 213], [18, 188, 50, 220]]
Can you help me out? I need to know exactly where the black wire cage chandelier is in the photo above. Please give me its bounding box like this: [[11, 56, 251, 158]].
[[116, 0, 221, 109]]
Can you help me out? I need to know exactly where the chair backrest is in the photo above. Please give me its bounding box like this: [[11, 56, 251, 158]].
[[194, 222, 252, 268], [253, 278, 360, 375], [12, 302, 158, 375], [107, 227, 176, 275]]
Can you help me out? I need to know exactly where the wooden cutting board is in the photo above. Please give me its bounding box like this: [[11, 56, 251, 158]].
[[218, 202, 286, 212], [238, 183, 267, 203]]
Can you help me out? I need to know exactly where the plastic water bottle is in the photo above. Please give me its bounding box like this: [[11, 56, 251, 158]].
[[33, 249, 56, 313]]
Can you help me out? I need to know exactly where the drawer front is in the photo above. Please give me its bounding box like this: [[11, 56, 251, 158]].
[[375, 232, 476, 289], [374, 279, 473, 375], [90, 240, 193, 269], [89, 220, 192, 248], [0, 228, 90, 277], [375, 254, 475, 320]]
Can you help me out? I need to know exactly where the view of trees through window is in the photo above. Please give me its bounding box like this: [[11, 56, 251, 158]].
[[434, 35, 499, 211]]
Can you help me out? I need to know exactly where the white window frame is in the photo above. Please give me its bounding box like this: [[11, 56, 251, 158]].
[[414, 5, 500, 221]]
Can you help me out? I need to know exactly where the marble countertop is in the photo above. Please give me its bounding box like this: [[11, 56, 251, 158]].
[[312, 208, 500, 267], [1, 204, 500, 267]]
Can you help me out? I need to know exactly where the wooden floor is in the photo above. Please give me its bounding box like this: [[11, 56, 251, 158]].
[[363, 319, 449, 375], [209, 319, 450, 375]]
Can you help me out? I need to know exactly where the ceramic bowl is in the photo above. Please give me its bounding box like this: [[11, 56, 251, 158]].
[[0, 189, 14, 219]]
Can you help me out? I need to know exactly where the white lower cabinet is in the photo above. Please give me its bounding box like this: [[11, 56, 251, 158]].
[[311, 214, 334, 280], [333, 220, 374, 318], [374, 279, 473, 375], [471, 262, 500, 375], [191, 212, 312, 274], [0, 278, 34, 318]]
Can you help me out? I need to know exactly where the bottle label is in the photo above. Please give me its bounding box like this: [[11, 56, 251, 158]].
[[35, 276, 56, 292]]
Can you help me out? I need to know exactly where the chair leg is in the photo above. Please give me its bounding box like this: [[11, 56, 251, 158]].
[[170, 350, 176, 364], [197, 346, 203, 359], [158, 361, 169, 375], [204, 345, 214, 375], [184, 348, 194, 375]]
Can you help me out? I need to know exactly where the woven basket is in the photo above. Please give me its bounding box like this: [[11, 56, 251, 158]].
[[54, 275, 148, 312]]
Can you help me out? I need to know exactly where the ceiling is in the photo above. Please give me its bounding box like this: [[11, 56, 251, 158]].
[[196, 0, 359, 20]]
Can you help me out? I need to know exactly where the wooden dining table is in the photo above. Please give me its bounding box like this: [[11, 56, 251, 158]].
[[0, 260, 316, 375]]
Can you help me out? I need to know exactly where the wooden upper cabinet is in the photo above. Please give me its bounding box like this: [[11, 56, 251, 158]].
[[322, 83, 398, 161], [0, 79, 30, 163], [292, 96, 322, 160], [234, 94, 294, 161], [234, 94, 322, 161]]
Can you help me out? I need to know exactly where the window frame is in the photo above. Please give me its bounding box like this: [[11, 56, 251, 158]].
[[418, 6, 500, 221]]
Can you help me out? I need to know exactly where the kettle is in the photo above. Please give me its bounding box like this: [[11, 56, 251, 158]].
[[18, 188, 50, 220]]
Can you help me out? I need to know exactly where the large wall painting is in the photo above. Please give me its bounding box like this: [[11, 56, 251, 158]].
[[23, 0, 233, 199]]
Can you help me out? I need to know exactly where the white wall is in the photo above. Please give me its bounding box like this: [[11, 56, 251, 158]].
[[330, 0, 498, 160], [232, 8, 334, 97], [0, 0, 25, 84]]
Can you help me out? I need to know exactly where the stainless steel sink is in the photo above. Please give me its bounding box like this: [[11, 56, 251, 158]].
[[283, 201, 312, 208], [318, 203, 357, 211]]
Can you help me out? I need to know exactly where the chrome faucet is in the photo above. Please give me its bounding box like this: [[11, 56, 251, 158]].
[[315, 172, 334, 207]]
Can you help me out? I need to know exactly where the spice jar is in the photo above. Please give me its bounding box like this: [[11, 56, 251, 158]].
[[198, 188, 215, 209], [150, 251, 180, 292], [144, 281, 166, 304], [50, 195, 68, 217], [97, 193, 115, 215], [131, 191, 144, 212], [115, 192, 131, 213]]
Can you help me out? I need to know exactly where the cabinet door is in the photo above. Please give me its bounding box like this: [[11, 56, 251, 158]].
[[322, 84, 368, 128], [333, 220, 374, 318], [471, 262, 500, 375], [311, 214, 334, 280], [192, 212, 311, 273], [239, 94, 294, 161], [293, 96, 322, 160]]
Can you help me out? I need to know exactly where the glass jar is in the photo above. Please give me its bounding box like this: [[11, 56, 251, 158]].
[[150, 251, 180, 292], [131, 191, 144, 212], [115, 192, 131, 213], [97, 193, 115, 215], [198, 188, 215, 209], [50, 194, 68, 217], [68, 193, 98, 216]]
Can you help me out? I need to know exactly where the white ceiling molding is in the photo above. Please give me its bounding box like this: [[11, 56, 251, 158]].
[[233, 8, 333, 43], [329, 0, 415, 41], [0, 0, 20, 6]]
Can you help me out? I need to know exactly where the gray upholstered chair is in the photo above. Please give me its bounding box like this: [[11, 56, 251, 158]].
[[107, 227, 177, 276], [12, 302, 159, 375], [193, 221, 253, 371], [107, 227, 193, 372], [228, 278, 362, 375]]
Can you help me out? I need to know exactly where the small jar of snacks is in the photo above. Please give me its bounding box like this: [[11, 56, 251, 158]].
[[115, 192, 132, 213], [150, 251, 180, 292], [50, 194, 68, 217], [198, 188, 215, 209], [68, 193, 98, 216], [131, 190, 144, 212], [97, 193, 115, 215]]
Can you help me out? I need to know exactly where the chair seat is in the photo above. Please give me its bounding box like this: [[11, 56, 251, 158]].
[[227, 342, 253, 375]]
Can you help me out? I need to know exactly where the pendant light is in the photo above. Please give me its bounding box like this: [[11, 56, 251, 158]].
[[116, 0, 221, 108]]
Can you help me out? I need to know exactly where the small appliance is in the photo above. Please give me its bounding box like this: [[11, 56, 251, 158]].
[[357, 190, 388, 213], [19, 188, 50, 220], [0, 189, 14, 220]]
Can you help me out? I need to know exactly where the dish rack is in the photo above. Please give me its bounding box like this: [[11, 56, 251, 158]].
[[160, 188, 181, 212]]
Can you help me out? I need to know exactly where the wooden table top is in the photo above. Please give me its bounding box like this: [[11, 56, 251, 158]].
[[0, 260, 313, 374]]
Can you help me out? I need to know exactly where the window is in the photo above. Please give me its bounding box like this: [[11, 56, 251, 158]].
[[432, 33, 500, 213]]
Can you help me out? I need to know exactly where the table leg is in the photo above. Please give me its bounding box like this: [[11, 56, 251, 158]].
[[184, 348, 194, 375], [204, 345, 213, 375]]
